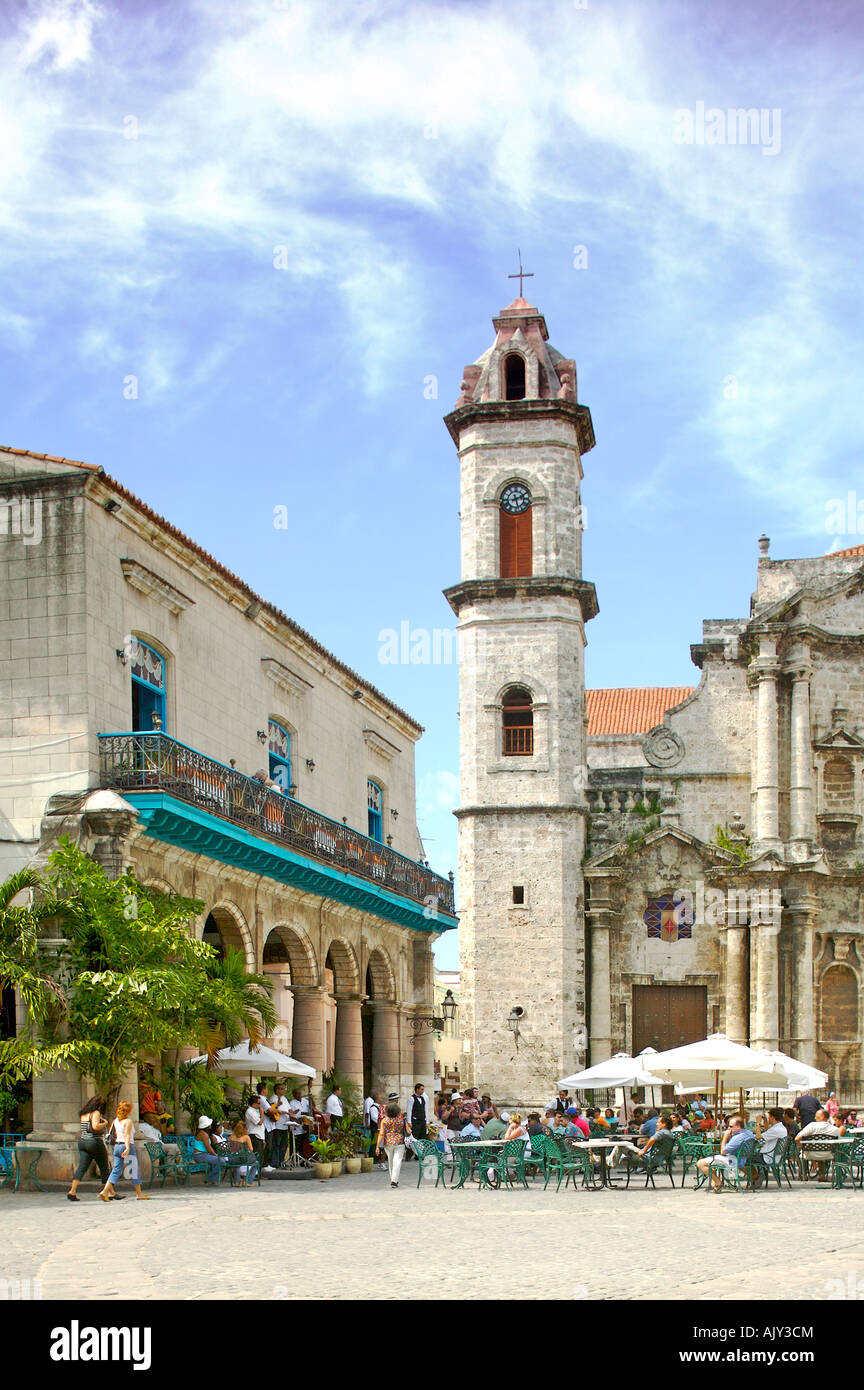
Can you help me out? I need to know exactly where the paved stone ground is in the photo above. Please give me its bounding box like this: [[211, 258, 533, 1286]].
[[2, 1170, 862, 1301]]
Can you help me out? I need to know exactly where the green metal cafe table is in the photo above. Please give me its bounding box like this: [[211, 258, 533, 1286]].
[[11, 1143, 47, 1193]]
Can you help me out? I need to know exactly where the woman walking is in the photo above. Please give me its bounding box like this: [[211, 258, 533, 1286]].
[[376, 1100, 408, 1188], [67, 1095, 113, 1202], [98, 1101, 150, 1202]]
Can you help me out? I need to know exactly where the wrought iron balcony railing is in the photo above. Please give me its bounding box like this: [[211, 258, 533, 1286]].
[[98, 733, 455, 917]]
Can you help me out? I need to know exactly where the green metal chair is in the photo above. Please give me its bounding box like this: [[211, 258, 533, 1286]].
[[624, 1131, 677, 1188], [412, 1138, 446, 1188], [713, 1135, 760, 1191], [0, 1147, 14, 1191], [831, 1137, 864, 1190], [479, 1138, 529, 1190], [542, 1136, 594, 1192], [677, 1134, 711, 1188], [221, 1149, 261, 1187], [756, 1134, 794, 1190]]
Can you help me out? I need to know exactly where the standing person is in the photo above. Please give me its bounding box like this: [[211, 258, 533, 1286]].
[[794, 1092, 821, 1129], [98, 1101, 150, 1202], [254, 1082, 275, 1169], [67, 1095, 112, 1202], [617, 1091, 639, 1127], [244, 1090, 267, 1163], [325, 1084, 344, 1129], [824, 1091, 840, 1121], [407, 1083, 431, 1144], [460, 1087, 482, 1118], [366, 1091, 383, 1162], [550, 1088, 571, 1115], [269, 1084, 292, 1168], [376, 1100, 408, 1188], [287, 1086, 310, 1161]]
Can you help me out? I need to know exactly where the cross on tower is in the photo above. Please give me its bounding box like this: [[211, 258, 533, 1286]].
[[508, 249, 534, 298]]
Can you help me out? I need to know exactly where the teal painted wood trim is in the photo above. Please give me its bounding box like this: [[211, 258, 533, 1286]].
[[125, 793, 457, 934]]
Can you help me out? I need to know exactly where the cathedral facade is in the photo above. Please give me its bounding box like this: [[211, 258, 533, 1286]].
[[447, 296, 863, 1104]]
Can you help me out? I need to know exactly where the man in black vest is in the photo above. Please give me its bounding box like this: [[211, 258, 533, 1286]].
[[408, 1083, 430, 1155]]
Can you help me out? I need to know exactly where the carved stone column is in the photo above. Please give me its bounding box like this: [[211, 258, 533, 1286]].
[[750, 894, 780, 1051], [334, 995, 364, 1091], [371, 1001, 400, 1094], [290, 987, 327, 1076], [749, 635, 782, 852], [785, 896, 818, 1065], [788, 661, 815, 852], [724, 924, 750, 1045], [586, 873, 618, 1063]]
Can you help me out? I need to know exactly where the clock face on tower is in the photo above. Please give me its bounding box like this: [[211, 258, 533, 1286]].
[[500, 482, 531, 515]]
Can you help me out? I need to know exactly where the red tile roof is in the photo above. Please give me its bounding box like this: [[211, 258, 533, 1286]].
[[1, 445, 422, 734], [825, 544, 864, 559], [587, 687, 694, 736]]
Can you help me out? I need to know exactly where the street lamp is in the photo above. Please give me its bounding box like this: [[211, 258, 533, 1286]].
[[507, 1005, 525, 1048], [441, 989, 457, 1023]]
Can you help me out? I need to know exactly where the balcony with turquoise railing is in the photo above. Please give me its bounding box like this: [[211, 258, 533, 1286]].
[[98, 732, 457, 933]]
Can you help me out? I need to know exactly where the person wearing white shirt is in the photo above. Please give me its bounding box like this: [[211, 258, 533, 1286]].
[[325, 1086, 344, 1127], [137, 1120, 182, 1171], [287, 1088, 310, 1156], [756, 1108, 788, 1164], [269, 1084, 293, 1167], [245, 1095, 267, 1162]]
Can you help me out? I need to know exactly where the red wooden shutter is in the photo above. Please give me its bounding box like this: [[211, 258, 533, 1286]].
[[500, 508, 532, 578]]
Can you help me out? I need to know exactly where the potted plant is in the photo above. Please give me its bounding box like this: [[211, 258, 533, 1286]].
[[310, 1137, 337, 1179], [358, 1133, 375, 1173]]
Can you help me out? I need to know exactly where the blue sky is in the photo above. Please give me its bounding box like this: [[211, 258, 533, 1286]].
[[2, 0, 863, 971]]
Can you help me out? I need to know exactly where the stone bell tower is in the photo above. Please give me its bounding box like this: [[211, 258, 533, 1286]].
[[444, 291, 598, 1103]]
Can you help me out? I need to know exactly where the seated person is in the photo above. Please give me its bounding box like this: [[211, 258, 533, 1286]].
[[137, 1119, 182, 1171], [566, 1106, 590, 1137], [639, 1109, 660, 1139], [588, 1107, 611, 1130], [695, 1115, 751, 1191], [226, 1120, 257, 1185], [795, 1108, 842, 1180], [193, 1116, 227, 1186], [460, 1115, 484, 1140], [502, 1113, 526, 1143], [526, 1112, 551, 1139], [603, 1108, 619, 1132], [210, 1120, 229, 1151], [617, 1113, 675, 1171], [480, 1111, 507, 1139], [782, 1108, 800, 1137], [697, 1109, 716, 1134], [754, 1108, 788, 1171]]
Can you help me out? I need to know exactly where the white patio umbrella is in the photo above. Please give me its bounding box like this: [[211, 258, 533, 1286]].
[[190, 1040, 315, 1079], [755, 1051, 827, 1091], [558, 1052, 666, 1090], [647, 1034, 804, 1116]]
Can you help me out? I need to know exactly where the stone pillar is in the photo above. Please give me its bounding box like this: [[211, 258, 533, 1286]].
[[371, 1001, 400, 1094], [724, 924, 750, 1044], [749, 635, 781, 852], [751, 905, 780, 1052], [291, 987, 327, 1077], [588, 923, 612, 1063], [788, 662, 815, 852], [334, 995, 364, 1091], [786, 897, 817, 1065]]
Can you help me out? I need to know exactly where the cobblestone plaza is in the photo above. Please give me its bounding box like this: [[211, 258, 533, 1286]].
[[3, 1175, 861, 1303]]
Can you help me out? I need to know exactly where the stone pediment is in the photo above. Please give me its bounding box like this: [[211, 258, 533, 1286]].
[[585, 824, 736, 872], [813, 726, 864, 752]]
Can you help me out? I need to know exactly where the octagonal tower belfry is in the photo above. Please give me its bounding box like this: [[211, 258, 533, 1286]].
[[444, 294, 598, 1102]]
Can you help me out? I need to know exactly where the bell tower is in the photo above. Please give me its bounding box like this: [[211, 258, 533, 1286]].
[[444, 291, 598, 1101]]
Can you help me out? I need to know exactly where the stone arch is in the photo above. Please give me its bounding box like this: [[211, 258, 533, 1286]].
[[200, 900, 255, 972], [262, 922, 319, 988], [323, 936, 360, 995], [365, 944, 397, 1002]]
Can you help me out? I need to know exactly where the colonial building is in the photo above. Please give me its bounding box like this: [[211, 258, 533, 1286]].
[[447, 295, 863, 1104], [0, 444, 456, 1150]]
